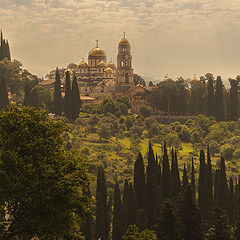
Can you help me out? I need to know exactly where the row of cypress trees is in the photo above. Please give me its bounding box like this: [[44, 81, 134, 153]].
[[91, 143, 240, 240], [53, 68, 81, 121], [207, 76, 239, 121], [0, 31, 11, 61]]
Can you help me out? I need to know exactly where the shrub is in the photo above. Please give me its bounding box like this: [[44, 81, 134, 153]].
[[220, 144, 234, 161], [139, 104, 152, 118]]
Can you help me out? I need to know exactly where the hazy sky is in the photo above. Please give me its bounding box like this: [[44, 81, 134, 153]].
[[1, 0, 240, 81]]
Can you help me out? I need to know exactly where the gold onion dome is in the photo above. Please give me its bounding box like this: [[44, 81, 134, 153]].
[[119, 32, 130, 46], [67, 63, 77, 69], [64, 69, 73, 74], [88, 40, 106, 59], [98, 60, 106, 67], [79, 59, 88, 68], [107, 59, 116, 68], [162, 75, 169, 82], [105, 67, 113, 74], [192, 74, 198, 81]]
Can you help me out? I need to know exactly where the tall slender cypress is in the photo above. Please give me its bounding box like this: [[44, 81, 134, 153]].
[[53, 67, 62, 115], [31, 87, 39, 108], [23, 83, 31, 106], [64, 71, 71, 119], [229, 79, 238, 121], [171, 149, 181, 199], [0, 73, 9, 110], [0, 31, 11, 61], [71, 74, 81, 121], [191, 158, 196, 198], [112, 182, 122, 240], [215, 76, 225, 121], [122, 180, 129, 235], [198, 150, 206, 212], [182, 163, 189, 188], [207, 77, 215, 116], [134, 152, 145, 210], [162, 142, 172, 200], [127, 183, 137, 226], [229, 178, 235, 223]]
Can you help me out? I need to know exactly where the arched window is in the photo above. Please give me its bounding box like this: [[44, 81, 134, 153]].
[[125, 60, 128, 67], [121, 60, 124, 67], [125, 72, 129, 83]]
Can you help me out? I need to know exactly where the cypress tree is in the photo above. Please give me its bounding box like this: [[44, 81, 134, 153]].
[[156, 199, 179, 240], [145, 142, 156, 229], [53, 67, 62, 115], [228, 178, 235, 223], [229, 79, 238, 121], [95, 167, 109, 240], [127, 183, 137, 227], [112, 182, 122, 240], [122, 180, 129, 235], [205, 145, 213, 216], [71, 74, 81, 121], [182, 163, 189, 189], [64, 71, 71, 119], [207, 77, 215, 116], [171, 149, 181, 199], [214, 169, 220, 205], [216, 158, 229, 213], [136, 209, 147, 231], [191, 158, 196, 198], [177, 185, 204, 240], [215, 76, 225, 121], [23, 83, 31, 106], [162, 142, 172, 200], [134, 152, 145, 210], [198, 150, 206, 212], [0, 31, 11, 61], [31, 87, 39, 108], [0, 73, 9, 110], [235, 177, 240, 240]]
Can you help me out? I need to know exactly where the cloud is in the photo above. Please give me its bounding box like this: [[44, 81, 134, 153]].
[[0, 0, 240, 80]]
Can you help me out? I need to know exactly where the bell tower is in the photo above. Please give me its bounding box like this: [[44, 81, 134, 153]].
[[116, 33, 133, 84]]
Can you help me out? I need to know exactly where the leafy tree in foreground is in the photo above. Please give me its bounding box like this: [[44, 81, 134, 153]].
[[206, 207, 235, 240], [0, 106, 90, 240], [122, 225, 156, 240]]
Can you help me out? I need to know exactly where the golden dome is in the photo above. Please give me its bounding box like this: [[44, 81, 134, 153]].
[[192, 75, 198, 81], [98, 60, 106, 67], [107, 59, 116, 68], [119, 37, 130, 46], [79, 60, 88, 68], [105, 67, 113, 74], [67, 63, 77, 69], [88, 47, 106, 59], [64, 69, 73, 74], [162, 75, 169, 82]]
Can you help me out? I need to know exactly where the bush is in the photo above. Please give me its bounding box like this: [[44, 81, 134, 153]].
[[144, 117, 158, 130], [164, 133, 182, 149], [209, 140, 219, 157], [178, 125, 191, 142], [139, 104, 152, 118], [220, 144, 234, 161], [233, 148, 240, 159]]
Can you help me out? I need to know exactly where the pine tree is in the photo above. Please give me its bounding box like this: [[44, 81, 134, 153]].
[[134, 152, 145, 210], [156, 199, 179, 240], [31, 87, 39, 108], [171, 149, 181, 199], [215, 76, 225, 121], [162, 142, 172, 200], [64, 71, 71, 119], [191, 158, 196, 198], [177, 185, 204, 240], [71, 74, 81, 121], [53, 67, 62, 115], [23, 83, 31, 106], [112, 182, 122, 240], [198, 150, 206, 213], [207, 77, 215, 116], [182, 163, 189, 188], [229, 79, 238, 121], [0, 73, 9, 110]]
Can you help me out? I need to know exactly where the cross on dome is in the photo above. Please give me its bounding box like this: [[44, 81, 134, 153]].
[[96, 39, 99, 47]]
